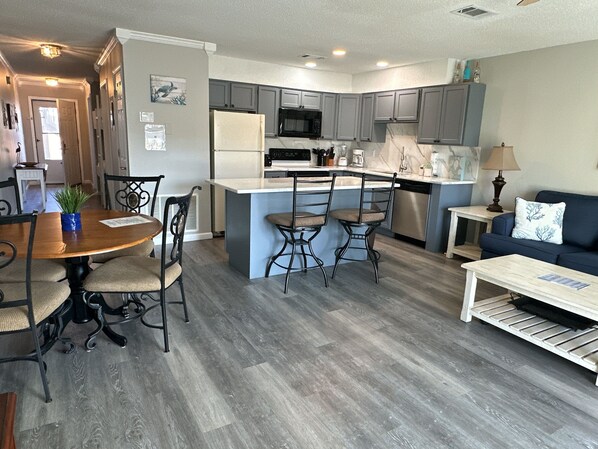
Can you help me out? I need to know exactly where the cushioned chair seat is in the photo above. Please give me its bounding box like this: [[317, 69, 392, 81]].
[[0, 281, 71, 332], [331, 208, 385, 224], [558, 252, 598, 277], [0, 258, 66, 283], [266, 212, 325, 228], [83, 256, 182, 293], [479, 233, 584, 264], [91, 239, 155, 264]]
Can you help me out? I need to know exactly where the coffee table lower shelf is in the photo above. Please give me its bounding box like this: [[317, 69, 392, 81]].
[[472, 294, 598, 383]]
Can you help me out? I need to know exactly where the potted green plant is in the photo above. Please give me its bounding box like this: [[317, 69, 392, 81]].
[[52, 185, 92, 231]]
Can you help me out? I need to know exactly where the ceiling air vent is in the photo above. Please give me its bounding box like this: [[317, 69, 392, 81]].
[[300, 54, 327, 60], [450, 5, 495, 19]]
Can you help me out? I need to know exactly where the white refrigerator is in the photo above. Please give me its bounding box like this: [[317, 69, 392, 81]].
[[210, 110, 265, 234]]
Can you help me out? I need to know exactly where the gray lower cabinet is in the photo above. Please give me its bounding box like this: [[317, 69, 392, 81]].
[[258, 86, 280, 137], [264, 170, 287, 178], [280, 89, 322, 110], [336, 94, 360, 141], [320, 93, 337, 140], [374, 89, 420, 122], [417, 83, 486, 146], [209, 80, 257, 111]]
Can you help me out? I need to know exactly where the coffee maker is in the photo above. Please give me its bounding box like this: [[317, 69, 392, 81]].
[[351, 149, 364, 168]]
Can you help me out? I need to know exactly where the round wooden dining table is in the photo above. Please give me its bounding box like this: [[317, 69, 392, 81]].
[[2, 209, 162, 348]]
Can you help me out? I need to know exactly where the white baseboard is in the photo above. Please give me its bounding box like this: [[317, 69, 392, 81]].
[[154, 231, 213, 245]]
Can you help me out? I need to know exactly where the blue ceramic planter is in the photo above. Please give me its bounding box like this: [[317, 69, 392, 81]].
[[61, 212, 82, 232]]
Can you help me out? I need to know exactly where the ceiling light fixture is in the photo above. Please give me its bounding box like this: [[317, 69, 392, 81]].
[[45, 78, 59, 87], [40, 44, 62, 59], [305, 61, 317, 68], [376, 61, 389, 68], [332, 49, 346, 56]]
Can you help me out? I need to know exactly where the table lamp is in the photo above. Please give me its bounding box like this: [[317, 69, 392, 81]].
[[482, 142, 520, 213]]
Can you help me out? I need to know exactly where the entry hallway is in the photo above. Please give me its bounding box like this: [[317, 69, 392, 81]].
[[2, 236, 598, 448]]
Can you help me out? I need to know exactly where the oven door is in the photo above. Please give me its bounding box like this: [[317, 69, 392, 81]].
[[278, 108, 321, 138]]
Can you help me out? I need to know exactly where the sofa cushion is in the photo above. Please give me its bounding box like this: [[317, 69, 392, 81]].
[[536, 191, 598, 249], [479, 233, 585, 264], [512, 197, 566, 244], [557, 252, 598, 277]]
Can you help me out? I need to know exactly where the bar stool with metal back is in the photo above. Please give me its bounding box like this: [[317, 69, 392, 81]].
[[265, 174, 336, 293], [331, 173, 396, 283]]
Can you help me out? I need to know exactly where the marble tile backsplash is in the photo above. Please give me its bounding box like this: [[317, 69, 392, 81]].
[[265, 123, 480, 181], [355, 123, 480, 181]]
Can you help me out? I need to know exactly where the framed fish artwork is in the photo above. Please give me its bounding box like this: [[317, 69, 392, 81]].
[[150, 75, 187, 105]]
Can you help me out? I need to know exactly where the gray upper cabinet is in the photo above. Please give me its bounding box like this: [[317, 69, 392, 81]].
[[360, 94, 375, 141], [280, 89, 321, 110], [209, 80, 257, 111], [258, 86, 280, 137], [374, 92, 395, 121], [417, 83, 486, 146], [230, 83, 257, 111], [209, 80, 230, 109], [320, 93, 337, 140], [394, 89, 420, 121], [336, 94, 360, 141], [375, 89, 420, 122], [417, 87, 443, 144]]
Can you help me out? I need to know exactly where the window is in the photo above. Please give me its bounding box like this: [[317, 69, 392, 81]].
[[39, 107, 62, 160]]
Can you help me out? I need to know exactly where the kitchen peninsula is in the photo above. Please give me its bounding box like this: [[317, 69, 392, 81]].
[[209, 173, 473, 279], [209, 176, 392, 279]]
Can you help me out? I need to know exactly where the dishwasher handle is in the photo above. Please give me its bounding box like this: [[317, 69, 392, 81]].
[[396, 180, 431, 194]]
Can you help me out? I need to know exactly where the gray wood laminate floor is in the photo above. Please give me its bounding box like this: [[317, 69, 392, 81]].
[[2, 235, 598, 448]]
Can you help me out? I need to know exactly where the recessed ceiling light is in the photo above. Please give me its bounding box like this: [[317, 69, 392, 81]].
[[376, 61, 389, 68], [305, 61, 317, 68], [40, 44, 62, 59], [332, 49, 346, 56], [45, 78, 59, 87]]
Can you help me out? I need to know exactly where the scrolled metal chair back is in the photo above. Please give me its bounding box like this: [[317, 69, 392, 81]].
[[160, 186, 200, 271], [104, 174, 164, 216], [0, 178, 22, 216]]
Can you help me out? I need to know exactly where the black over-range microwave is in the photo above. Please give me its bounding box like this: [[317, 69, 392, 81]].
[[278, 108, 322, 138]]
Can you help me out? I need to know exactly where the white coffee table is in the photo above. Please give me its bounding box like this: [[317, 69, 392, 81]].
[[14, 163, 48, 211], [461, 254, 598, 385]]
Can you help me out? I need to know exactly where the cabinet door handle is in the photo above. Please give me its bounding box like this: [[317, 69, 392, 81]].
[[231, 104, 235, 108], [225, 104, 228, 107]]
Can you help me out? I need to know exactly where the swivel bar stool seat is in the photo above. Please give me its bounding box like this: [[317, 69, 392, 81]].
[[331, 173, 396, 283], [265, 174, 336, 294]]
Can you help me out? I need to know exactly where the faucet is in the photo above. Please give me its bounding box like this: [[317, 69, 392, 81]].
[[399, 147, 408, 173]]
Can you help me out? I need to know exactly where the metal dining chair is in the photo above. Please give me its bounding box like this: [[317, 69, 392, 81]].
[[265, 174, 336, 293], [331, 173, 396, 283], [0, 178, 66, 283], [0, 212, 72, 402], [82, 186, 200, 352], [91, 174, 165, 264]]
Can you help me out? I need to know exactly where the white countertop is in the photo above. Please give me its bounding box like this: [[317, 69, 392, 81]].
[[208, 176, 395, 194], [264, 165, 475, 185]]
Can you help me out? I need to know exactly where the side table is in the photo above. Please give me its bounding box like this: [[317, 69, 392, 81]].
[[446, 205, 511, 260], [13, 163, 48, 211]]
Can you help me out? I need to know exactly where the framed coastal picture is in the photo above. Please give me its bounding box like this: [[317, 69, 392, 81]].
[[150, 75, 187, 105]]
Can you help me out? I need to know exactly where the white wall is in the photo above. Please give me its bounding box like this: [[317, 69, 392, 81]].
[[209, 55, 353, 92], [0, 55, 23, 183], [475, 39, 598, 208], [351, 59, 454, 93], [122, 39, 211, 237]]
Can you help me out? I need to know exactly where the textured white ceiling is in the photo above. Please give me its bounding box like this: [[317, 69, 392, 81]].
[[1, 0, 598, 80]]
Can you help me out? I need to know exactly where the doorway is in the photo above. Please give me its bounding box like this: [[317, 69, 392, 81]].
[[31, 99, 83, 185]]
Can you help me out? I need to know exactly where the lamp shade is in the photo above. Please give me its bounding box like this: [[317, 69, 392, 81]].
[[482, 143, 520, 171]]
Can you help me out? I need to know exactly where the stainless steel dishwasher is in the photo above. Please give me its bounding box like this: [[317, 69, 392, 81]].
[[391, 180, 431, 241]]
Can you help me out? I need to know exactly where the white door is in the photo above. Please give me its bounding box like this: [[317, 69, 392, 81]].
[[57, 99, 82, 185], [31, 100, 65, 184]]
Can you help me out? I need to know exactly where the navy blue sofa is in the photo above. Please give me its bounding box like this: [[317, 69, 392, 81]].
[[479, 190, 598, 276]]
